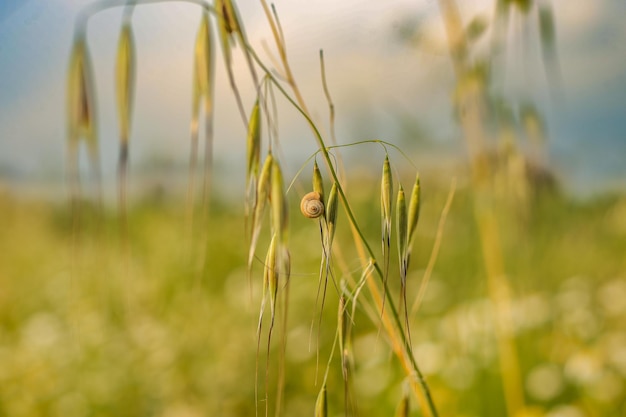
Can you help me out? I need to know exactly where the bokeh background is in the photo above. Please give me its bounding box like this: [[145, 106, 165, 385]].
[[0, 1, 625, 416]]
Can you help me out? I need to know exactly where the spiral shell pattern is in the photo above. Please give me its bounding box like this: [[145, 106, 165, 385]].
[[300, 191, 324, 219]]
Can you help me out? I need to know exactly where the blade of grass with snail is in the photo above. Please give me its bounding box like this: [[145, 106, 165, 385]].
[[306, 162, 329, 383], [396, 184, 411, 347]]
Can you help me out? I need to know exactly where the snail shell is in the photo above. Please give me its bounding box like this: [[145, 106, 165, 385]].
[[300, 191, 324, 219]]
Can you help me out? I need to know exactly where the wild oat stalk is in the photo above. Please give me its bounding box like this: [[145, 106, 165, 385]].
[[396, 184, 411, 347], [114, 7, 136, 261], [188, 10, 215, 243], [67, 31, 102, 229], [380, 155, 393, 315]]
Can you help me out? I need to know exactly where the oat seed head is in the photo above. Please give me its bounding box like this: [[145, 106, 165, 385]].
[[115, 23, 135, 144], [396, 184, 408, 265], [407, 173, 421, 247], [246, 99, 261, 186], [326, 182, 339, 245], [381, 155, 393, 227], [313, 160, 325, 205], [248, 152, 274, 269], [271, 160, 289, 246], [67, 38, 97, 144]]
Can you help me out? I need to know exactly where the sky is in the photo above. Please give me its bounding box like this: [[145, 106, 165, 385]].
[[0, 0, 625, 197]]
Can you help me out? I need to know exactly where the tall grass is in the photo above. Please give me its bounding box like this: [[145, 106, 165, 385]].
[[66, 1, 440, 416]]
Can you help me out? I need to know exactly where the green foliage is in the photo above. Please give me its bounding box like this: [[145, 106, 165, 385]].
[[0, 186, 625, 416]]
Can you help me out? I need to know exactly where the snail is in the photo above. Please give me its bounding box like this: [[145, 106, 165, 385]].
[[300, 191, 324, 219]]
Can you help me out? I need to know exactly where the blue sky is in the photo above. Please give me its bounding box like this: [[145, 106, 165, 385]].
[[0, 0, 624, 196]]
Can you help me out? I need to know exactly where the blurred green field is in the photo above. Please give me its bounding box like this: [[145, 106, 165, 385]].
[[0, 178, 625, 417]]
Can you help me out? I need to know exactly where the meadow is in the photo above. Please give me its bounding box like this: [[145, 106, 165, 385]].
[[0, 174, 624, 416]]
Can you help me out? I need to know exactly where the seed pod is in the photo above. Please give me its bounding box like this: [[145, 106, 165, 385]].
[[312, 160, 324, 205], [396, 185, 408, 266], [221, 0, 239, 37], [246, 99, 261, 186], [381, 155, 393, 231], [216, 0, 232, 66], [407, 173, 421, 247], [67, 38, 97, 144], [300, 191, 324, 219], [271, 160, 288, 246], [115, 23, 135, 144], [256, 153, 274, 214], [248, 153, 273, 270], [326, 182, 339, 245], [194, 12, 213, 97], [264, 234, 278, 320], [67, 36, 100, 195], [380, 155, 393, 299]]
